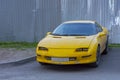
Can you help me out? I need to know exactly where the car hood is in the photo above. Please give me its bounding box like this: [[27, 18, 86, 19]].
[[38, 35, 96, 48]]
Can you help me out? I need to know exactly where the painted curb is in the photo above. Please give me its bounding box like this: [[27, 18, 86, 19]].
[[0, 56, 36, 66]]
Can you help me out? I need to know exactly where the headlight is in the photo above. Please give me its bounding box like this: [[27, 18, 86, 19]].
[[38, 47, 48, 51], [75, 48, 88, 52]]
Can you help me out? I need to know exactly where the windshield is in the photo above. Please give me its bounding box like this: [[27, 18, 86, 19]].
[[52, 23, 97, 36]]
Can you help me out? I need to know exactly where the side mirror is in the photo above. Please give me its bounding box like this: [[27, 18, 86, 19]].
[[99, 32, 106, 37], [46, 32, 52, 35]]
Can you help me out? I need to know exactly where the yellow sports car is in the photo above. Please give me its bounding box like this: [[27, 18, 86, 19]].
[[36, 20, 109, 67]]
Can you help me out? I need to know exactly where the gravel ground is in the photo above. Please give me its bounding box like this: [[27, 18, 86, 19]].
[[0, 48, 36, 64]]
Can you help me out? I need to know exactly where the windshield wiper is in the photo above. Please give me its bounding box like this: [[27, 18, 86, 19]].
[[68, 34, 88, 36], [52, 33, 88, 36], [52, 33, 63, 36]]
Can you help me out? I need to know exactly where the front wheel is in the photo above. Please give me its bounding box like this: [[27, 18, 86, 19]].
[[90, 46, 101, 67], [39, 62, 49, 65], [102, 40, 108, 55]]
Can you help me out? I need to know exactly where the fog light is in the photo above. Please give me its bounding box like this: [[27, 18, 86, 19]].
[[69, 57, 76, 61], [45, 56, 51, 60]]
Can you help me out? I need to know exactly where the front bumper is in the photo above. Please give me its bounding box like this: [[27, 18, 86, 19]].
[[36, 52, 96, 65]]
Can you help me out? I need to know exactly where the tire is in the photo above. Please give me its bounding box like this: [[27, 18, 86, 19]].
[[90, 46, 101, 67], [39, 62, 48, 65], [102, 40, 108, 55]]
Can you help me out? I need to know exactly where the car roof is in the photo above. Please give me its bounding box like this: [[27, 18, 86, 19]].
[[63, 20, 96, 24]]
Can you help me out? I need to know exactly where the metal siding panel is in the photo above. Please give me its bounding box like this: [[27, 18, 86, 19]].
[[0, 0, 120, 43], [0, 0, 14, 41], [35, 0, 61, 41], [12, 0, 35, 42], [61, 0, 120, 43], [0, 0, 36, 42]]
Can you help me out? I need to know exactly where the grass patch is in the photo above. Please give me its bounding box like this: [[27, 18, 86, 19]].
[[109, 44, 120, 47], [0, 42, 38, 49], [0, 42, 120, 49]]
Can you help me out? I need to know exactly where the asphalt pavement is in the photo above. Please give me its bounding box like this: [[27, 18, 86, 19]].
[[0, 48, 120, 80]]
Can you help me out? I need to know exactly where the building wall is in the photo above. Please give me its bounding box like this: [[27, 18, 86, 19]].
[[0, 0, 36, 42], [61, 0, 120, 43], [0, 0, 120, 43], [34, 0, 61, 41], [0, 0, 61, 42]]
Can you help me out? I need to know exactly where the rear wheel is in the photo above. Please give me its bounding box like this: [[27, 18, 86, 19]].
[[90, 46, 101, 67]]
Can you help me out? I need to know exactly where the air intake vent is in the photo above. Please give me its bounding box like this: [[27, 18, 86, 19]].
[[75, 36, 86, 38], [53, 36, 61, 38]]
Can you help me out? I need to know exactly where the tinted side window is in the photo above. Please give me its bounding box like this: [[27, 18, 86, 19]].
[[95, 23, 103, 33]]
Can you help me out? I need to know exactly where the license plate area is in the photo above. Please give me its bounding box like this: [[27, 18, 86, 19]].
[[51, 57, 69, 62]]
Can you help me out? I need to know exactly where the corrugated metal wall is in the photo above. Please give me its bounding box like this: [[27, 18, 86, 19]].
[[0, 0, 120, 43], [61, 0, 120, 43], [0, 0, 36, 42], [34, 0, 61, 41], [0, 0, 61, 42]]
